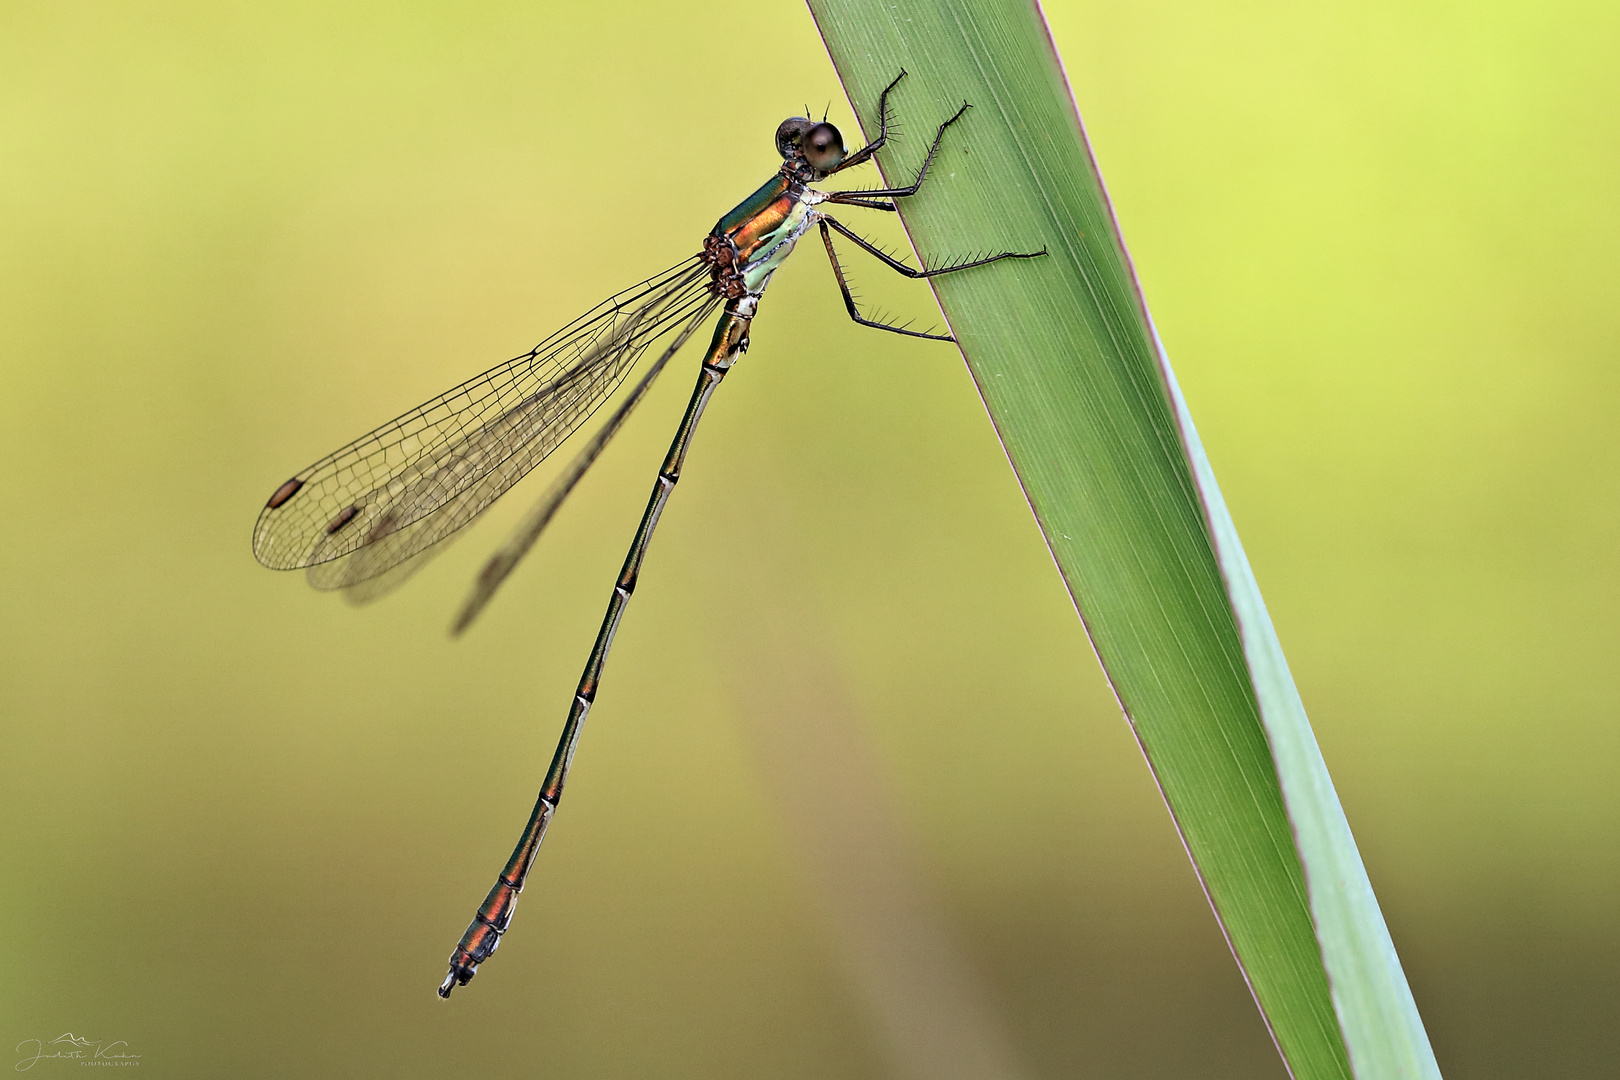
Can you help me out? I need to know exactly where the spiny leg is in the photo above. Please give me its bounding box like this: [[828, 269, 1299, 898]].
[[825, 101, 971, 204], [828, 197, 897, 212], [825, 70, 907, 176], [818, 219, 950, 341], [817, 217, 1046, 341], [823, 214, 1046, 278]]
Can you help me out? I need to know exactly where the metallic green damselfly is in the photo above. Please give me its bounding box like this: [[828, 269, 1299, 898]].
[[251, 72, 1044, 997]]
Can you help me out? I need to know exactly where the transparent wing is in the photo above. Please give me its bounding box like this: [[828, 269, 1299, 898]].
[[326, 296, 720, 607], [251, 257, 716, 589], [449, 296, 718, 635]]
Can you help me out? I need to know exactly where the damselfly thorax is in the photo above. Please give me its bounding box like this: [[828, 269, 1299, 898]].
[[249, 71, 1045, 998], [705, 179, 822, 299]]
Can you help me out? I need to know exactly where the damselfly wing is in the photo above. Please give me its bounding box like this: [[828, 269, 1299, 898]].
[[252, 259, 717, 597]]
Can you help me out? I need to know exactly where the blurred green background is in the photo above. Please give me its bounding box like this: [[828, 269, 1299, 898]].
[[2, 1, 1615, 1076]]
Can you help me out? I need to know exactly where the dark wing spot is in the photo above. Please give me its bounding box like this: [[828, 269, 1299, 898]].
[[266, 477, 304, 510], [325, 504, 360, 535]]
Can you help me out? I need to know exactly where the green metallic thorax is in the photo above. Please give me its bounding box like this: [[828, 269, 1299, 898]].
[[710, 172, 822, 296], [712, 174, 791, 241]]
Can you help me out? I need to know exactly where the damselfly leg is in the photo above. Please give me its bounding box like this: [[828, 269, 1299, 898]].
[[818, 215, 1046, 340], [818, 95, 1046, 341], [819, 70, 907, 176], [826, 100, 969, 202]]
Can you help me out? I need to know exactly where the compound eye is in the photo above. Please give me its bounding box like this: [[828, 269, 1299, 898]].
[[802, 122, 846, 173], [775, 117, 814, 159]]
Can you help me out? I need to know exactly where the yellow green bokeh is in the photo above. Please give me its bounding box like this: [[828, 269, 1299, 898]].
[[1, 2, 1614, 1076]]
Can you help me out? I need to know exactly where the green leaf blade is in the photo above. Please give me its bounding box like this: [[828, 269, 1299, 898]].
[[806, 2, 1442, 1077]]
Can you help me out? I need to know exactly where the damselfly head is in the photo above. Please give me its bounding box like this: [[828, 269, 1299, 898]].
[[775, 117, 846, 175], [775, 117, 814, 158]]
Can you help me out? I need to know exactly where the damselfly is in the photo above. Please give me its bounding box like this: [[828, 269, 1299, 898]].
[[251, 72, 1045, 997]]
